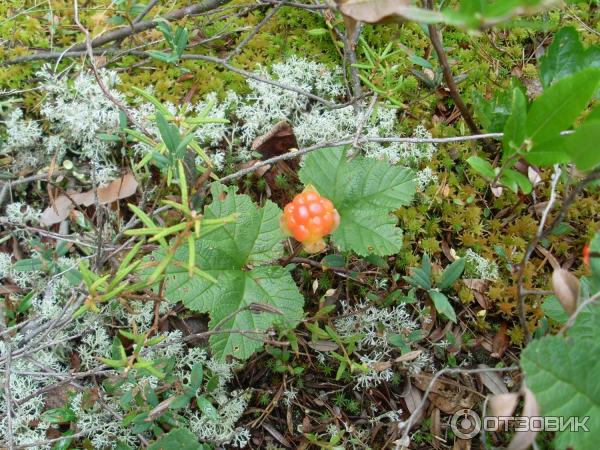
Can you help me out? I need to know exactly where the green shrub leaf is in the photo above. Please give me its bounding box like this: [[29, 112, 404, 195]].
[[428, 290, 456, 323], [526, 68, 600, 146], [466, 156, 495, 179], [299, 147, 416, 256], [539, 27, 584, 88], [153, 186, 303, 360], [564, 120, 600, 171], [437, 258, 466, 291], [502, 87, 528, 157], [521, 303, 600, 450], [149, 428, 207, 450]]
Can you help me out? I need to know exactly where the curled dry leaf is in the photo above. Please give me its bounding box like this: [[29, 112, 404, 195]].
[[551, 268, 579, 316], [489, 392, 519, 418], [251, 120, 299, 161], [491, 322, 508, 359], [506, 387, 540, 450], [477, 364, 509, 395], [536, 245, 561, 271], [491, 185, 504, 197], [40, 172, 138, 226], [372, 350, 423, 372], [403, 382, 428, 427], [262, 422, 292, 448], [528, 166, 542, 186], [337, 0, 443, 24], [307, 340, 339, 352]]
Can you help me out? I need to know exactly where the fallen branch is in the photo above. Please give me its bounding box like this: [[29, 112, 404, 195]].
[[217, 132, 505, 183], [3, 0, 233, 66]]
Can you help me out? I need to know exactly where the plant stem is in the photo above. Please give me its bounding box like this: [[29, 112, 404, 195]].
[[425, 0, 481, 136]]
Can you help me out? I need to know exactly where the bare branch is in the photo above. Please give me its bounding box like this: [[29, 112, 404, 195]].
[[226, 4, 281, 62], [217, 132, 504, 183], [180, 54, 344, 108], [425, 0, 480, 136]]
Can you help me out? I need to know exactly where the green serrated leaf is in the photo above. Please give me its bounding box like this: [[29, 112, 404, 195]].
[[299, 147, 416, 257], [331, 208, 403, 256], [541, 295, 569, 324], [152, 187, 303, 360], [298, 147, 350, 206]]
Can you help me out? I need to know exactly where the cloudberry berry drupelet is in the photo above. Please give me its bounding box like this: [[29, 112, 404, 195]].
[[280, 185, 340, 253]]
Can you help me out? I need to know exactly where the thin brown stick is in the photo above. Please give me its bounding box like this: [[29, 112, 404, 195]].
[[425, 0, 480, 135], [72, 0, 233, 52], [180, 54, 344, 108], [225, 4, 280, 62]]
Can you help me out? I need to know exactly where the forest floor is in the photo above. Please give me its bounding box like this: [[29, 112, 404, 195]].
[[0, 1, 599, 449]]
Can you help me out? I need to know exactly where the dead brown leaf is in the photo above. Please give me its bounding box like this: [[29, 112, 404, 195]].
[[506, 387, 540, 450], [462, 279, 487, 293], [477, 364, 508, 395], [431, 408, 443, 449], [252, 121, 299, 161], [413, 374, 477, 414], [489, 392, 519, 418], [403, 382, 428, 427], [337, 0, 442, 25], [452, 438, 471, 450], [491, 322, 508, 358], [551, 268, 579, 316], [307, 340, 339, 352], [40, 172, 138, 226]]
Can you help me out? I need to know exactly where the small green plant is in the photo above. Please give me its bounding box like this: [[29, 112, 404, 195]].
[[468, 27, 600, 193], [305, 428, 346, 450], [404, 254, 466, 322], [125, 87, 227, 179], [107, 0, 148, 26], [353, 38, 420, 106], [146, 21, 189, 64]]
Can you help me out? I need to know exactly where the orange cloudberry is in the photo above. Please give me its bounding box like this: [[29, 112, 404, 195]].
[[280, 185, 340, 253]]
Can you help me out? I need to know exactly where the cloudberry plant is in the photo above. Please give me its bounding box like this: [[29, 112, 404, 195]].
[[280, 185, 340, 253]]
